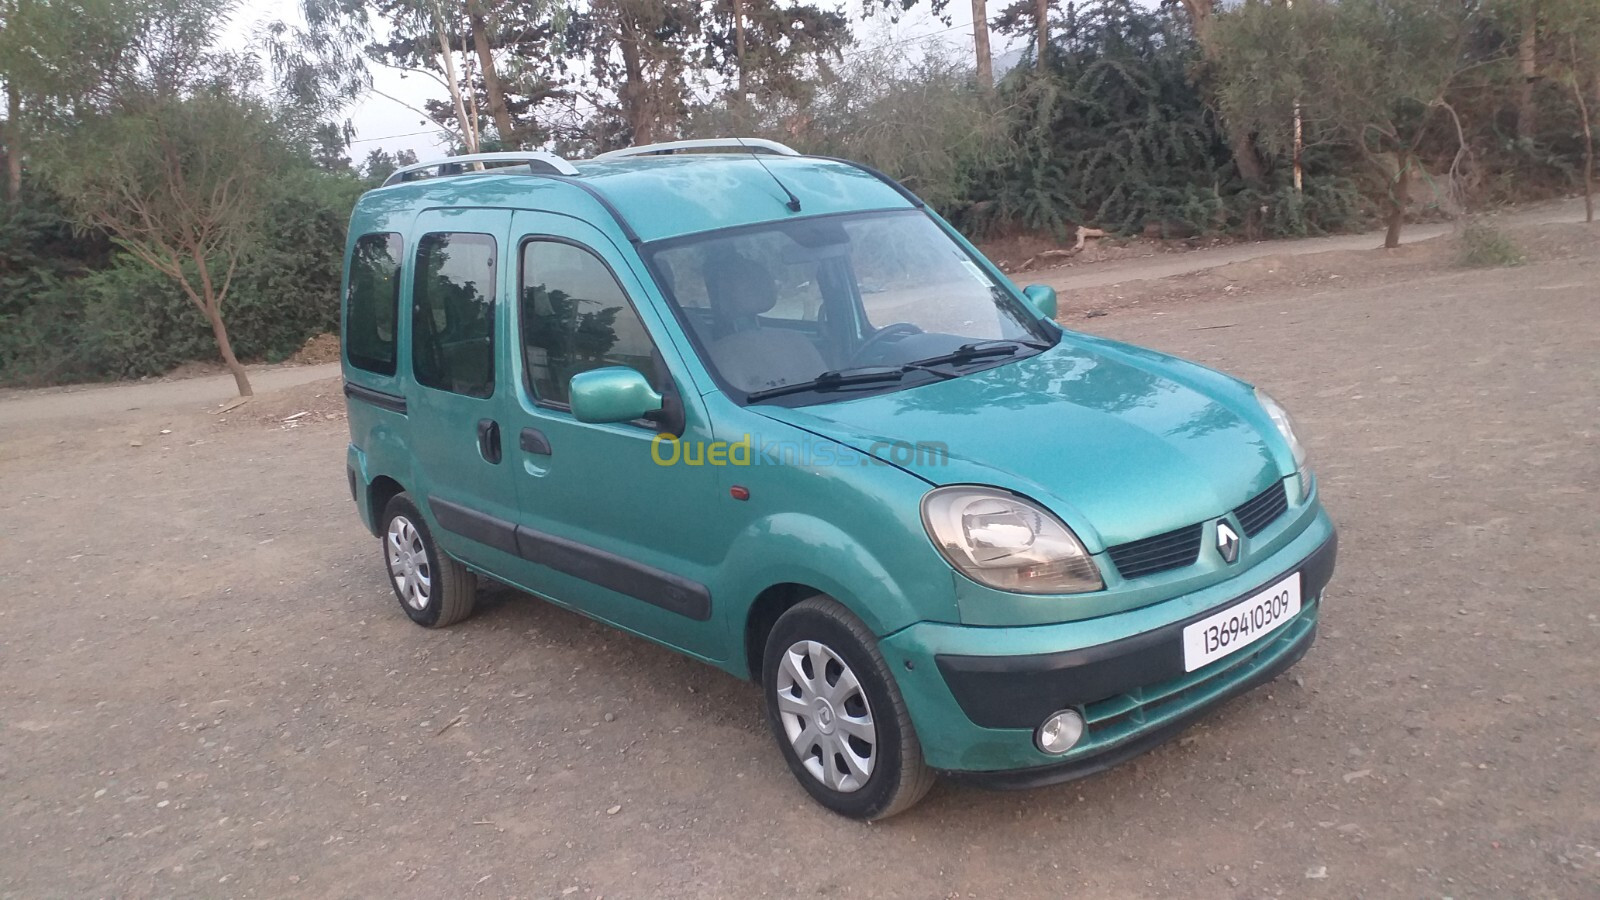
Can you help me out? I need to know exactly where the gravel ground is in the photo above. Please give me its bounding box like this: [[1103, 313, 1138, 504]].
[[1, 245, 1597, 898]]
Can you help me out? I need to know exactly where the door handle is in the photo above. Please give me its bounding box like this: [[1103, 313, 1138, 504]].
[[519, 427, 552, 456], [477, 419, 502, 464]]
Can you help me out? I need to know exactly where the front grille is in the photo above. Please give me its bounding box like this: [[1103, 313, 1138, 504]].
[[1106, 523, 1204, 580], [1106, 480, 1290, 581], [1233, 480, 1289, 537]]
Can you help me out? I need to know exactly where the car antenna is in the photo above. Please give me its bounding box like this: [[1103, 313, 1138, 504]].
[[738, 137, 802, 213]]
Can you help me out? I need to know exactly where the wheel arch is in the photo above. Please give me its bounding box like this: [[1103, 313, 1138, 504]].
[[744, 582, 823, 684], [367, 475, 407, 536]]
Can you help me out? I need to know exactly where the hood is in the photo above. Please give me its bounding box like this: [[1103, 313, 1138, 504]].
[[755, 336, 1288, 550]]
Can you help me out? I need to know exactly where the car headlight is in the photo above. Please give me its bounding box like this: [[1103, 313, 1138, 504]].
[[1255, 388, 1307, 470], [920, 486, 1104, 594]]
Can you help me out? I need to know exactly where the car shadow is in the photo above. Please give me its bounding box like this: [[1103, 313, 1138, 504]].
[[455, 579, 1300, 823]]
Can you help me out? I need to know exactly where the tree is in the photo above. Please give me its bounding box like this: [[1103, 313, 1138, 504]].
[[972, 0, 993, 89], [0, 0, 43, 200], [0, 0, 129, 201], [704, 0, 851, 106], [45, 90, 279, 396], [1173, 0, 1267, 189], [988, 0, 1236, 235], [310, 120, 355, 172], [1540, 0, 1600, 220], [1514, 0, 1539, 141], [994, 0, 1052, 68], [365, 0, 570, 149], [1214, 0, 1484, 248], [360, 146, 419, 182], [566, 0, 702, 146]]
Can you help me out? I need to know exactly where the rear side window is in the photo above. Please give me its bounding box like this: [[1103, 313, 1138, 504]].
[[346, 233, 402, 375], [520, 240, 660, 405], [412, 233, 497, 399]]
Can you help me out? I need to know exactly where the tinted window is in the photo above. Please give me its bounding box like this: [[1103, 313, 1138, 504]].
[[346, 233, 402, 375], [412, 233, 497, 398], [521, 240, 659, 405]]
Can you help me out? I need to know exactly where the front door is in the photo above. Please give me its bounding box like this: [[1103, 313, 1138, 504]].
[[404, 209, 523, 570], [503, 211, 724, 661]]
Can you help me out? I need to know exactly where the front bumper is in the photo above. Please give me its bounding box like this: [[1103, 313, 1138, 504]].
[[879, 508, 1336, 779]]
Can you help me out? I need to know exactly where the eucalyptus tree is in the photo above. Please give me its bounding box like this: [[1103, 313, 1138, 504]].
[[366, 0, 570, 149], [704, 0, 851, 105], [1214, 0, 1485, 248], [0, 0, 136, 200]]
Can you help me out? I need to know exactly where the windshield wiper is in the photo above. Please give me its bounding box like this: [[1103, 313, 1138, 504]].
[[744, 364, 955, 403], [903, 339, 1051, 370]]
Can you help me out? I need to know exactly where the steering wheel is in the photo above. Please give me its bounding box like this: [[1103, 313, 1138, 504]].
[[850, 322, 924, 366]]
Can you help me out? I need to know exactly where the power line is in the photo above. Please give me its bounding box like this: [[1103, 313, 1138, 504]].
[[349, 127, 448, 145]]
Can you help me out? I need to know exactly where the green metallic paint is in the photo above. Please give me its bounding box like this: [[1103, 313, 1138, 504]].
[[572, 156, 915, 241], [568, 367, 664, 424], [756, 335, 1289, 549], [697, 395, 962, 668], [497, 210, 729, 661], [340, 153, 1335, 778], [882, 508, 1335, 771], [400, 210, 521, 572], [1022, 284, 1059, 319]]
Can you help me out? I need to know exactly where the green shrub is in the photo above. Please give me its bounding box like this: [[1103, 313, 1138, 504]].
[[1455, 219, 1524, 268], [0, 166, 363, 387]]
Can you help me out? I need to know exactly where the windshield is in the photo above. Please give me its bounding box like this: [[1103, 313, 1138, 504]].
[[644, 210, 1054, 404]]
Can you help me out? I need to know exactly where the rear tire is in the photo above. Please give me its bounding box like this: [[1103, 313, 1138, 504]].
[[761, 596, 935, 820], [380, 493, 476, 628]]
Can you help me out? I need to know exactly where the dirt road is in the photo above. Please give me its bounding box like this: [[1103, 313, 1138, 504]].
[[2, 245, 1597, 898], [1034, 196, 1589, 292], [0, 362, 341, 427]]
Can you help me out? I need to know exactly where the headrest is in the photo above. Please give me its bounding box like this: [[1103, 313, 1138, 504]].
[[703, 255, 777, 318]]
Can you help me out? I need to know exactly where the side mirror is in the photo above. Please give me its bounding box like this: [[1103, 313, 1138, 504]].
[[568, 367, 663, 424], [1023, 284, 1058, 320]]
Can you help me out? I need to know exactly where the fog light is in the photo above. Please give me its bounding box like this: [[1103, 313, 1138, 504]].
[[1035, 709, 1086, 755]]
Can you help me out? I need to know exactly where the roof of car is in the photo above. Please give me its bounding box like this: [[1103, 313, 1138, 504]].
[[351, 154, 921, 245]]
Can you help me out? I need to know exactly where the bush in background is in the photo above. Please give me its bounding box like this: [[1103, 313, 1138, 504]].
[[1455, 219, 1525, 268], [0, 167, 362, 387]]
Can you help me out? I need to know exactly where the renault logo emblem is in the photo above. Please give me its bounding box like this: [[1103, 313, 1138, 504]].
[[1217, 521, 1241, 564]]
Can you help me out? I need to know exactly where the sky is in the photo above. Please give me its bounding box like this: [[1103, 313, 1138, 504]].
[[229, 0, 1021, 164]]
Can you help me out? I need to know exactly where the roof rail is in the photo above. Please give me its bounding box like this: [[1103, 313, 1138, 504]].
[[382, 151, 579, 187], [595, 138, 800, 161]]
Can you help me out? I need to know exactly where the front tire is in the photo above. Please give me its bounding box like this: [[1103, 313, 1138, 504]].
[[761, 596, 934, 820], [380, 493, 476, 628]]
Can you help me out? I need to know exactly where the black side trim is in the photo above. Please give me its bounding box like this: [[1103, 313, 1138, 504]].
[[514, 526, 712, 621], [429, 497, 520, 556], [939, 619, 1317, 790], [425, 496, 712, 621], [936, 530, 1337, 730], [343, 382, 408, 415]]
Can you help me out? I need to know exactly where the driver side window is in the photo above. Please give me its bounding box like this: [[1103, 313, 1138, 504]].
[[520, 240, 662, 406]]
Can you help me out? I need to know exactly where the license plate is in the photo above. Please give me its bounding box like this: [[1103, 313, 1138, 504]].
[[1182, 572, 1302, 672]]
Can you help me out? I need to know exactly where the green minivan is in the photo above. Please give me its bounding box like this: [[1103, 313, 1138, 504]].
[[341, 139, 1336, 820]]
